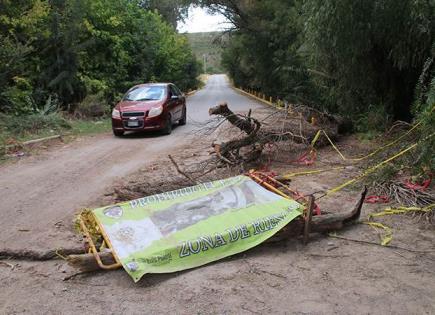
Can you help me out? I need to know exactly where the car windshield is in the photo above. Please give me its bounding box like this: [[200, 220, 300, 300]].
[[123, 86, 165, 101]]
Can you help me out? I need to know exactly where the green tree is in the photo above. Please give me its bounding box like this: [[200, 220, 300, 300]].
[[0, 0, 200, 114], [0, 0, 51, 113], [412, 50, 435, 172], [209, 0, 433, 121], [303, 0, 434, 120], [140, 0, 191, 28], [218, 1, 315, 104]]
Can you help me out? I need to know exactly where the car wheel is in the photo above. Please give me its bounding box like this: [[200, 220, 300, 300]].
[[113, 130, 124, 137], [162, 115, 172, 135], [179, 106, 187, 125]]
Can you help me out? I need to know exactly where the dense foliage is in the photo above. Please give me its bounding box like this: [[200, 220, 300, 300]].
[[0, 0, 199, 115], [303, 0, 433, 122], [200, 0, 434, 120], [220, 1, 315, 105], [412, 55, 435, 172], [195, 0, 434, 171], [140, 0, 191, 29]]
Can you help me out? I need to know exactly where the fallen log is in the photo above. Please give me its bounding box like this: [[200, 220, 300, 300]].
[[0, 247, 84, 261], [67, 251, 116, 272], [269, 187, 367, 242], [209, 103, 341, 164], [3, 135, 63, 151], [66, 188, 367, 272], [210, 103, 304, 143], [209, 102, 338, 143], [209, 103, 255, 134]]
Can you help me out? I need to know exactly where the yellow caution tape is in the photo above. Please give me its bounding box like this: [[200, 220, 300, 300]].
[[364, 222, 393, 246], [310, 123, 421, 162], [368, 205, 434, 218], [281, 167, 346, 179], [55, 248, 68, 260], [309, 105, 434, 163], [284, 133, 433, 197], [364, 204, 435, 245], [283, 118, 424, 180], [324, 140, 420, 196]]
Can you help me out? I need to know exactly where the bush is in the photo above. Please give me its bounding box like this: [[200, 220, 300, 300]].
[[74, 93, 109, 118], [0, 84, 35, 115], [411, 58, 435, 174], [355, 104, 391, 138], [0, 112, 71, 137]]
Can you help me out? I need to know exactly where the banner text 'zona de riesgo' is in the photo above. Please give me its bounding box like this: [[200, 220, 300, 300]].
[[92, 176, 303, 282]]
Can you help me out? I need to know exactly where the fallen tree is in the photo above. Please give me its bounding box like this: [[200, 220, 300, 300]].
[[208, 102, 350, 165]]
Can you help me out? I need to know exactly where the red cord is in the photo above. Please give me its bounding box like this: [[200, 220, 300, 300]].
[[295, 150, 317, 166], [364, 195, 390, 204], [404, 176, 432, 191]]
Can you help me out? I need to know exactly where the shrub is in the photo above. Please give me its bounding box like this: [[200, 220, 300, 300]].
[[0, 84, 35, 116], [355, 104, 391, 139], [74, 93, 109, 118], [411, 59, 435, 174], [0, 112, 71, 137]]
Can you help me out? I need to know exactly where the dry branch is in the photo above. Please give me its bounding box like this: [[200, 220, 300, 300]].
[[208, 102, 345, 165], [372, 181, 435, 207], [0, 247, 84, 261], [209, 103, 255, 134], [168, 154, 198, 185]]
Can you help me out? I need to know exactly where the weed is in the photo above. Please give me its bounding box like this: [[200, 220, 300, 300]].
[[0, 113, 71, 138], [355, 104, 391, 136]]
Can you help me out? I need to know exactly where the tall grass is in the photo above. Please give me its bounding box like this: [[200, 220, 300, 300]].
[[0, 112, 71, 138]]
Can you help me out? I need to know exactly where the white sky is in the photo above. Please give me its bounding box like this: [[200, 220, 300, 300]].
[[178, 7, 231, 33]]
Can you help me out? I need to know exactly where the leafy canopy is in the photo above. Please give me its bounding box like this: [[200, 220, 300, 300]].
[[0, 0, 200, 114]]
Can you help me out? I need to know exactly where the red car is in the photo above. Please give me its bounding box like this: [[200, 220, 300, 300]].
[[112, 83, 186, 136]]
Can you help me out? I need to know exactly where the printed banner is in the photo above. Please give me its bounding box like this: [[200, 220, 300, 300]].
[[92, 175, 303, 282]]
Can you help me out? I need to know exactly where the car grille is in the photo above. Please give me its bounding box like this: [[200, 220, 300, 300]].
[[123, 120, 144, 129], [122, 111, 145, 117]]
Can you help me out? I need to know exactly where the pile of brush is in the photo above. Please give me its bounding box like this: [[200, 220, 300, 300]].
[[371, 180, 434, 222]]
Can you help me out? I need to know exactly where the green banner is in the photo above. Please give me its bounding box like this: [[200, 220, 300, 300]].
[[92, 175, 303, 282]]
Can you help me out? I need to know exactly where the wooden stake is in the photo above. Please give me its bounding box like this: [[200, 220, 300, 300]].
[[303, 196, 315, 245]]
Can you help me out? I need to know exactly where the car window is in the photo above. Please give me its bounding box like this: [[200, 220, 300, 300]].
[[169, 85, 180, 97], [123, 86, 165, 101], [173, 85, 183, 96]]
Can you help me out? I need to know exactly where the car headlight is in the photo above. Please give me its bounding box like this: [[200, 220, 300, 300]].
[[148, 106, 163, 118], [112, 108, 120, 119]]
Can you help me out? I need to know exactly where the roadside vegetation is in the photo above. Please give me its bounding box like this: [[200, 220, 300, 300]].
[[1, 0, 433, 176], [194, 0, 434, 177], [0, 0, 200, 150], [0, 112, 111, 160]]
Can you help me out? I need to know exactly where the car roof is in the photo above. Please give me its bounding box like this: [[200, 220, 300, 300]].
[[133, 83, 171, 88]]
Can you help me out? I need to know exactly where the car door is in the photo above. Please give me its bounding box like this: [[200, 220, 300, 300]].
[[169, 85, 182, 121], [166, 85, 177, 121], [173, 84, 185, 107]]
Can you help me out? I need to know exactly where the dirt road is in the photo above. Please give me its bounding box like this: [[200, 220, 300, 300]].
[[0, 75, 263, 253]]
